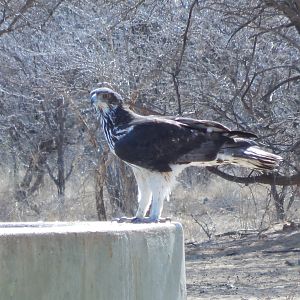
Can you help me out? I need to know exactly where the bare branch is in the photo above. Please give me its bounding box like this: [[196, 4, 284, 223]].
[[0, 0, 36, 37], [207, 167, 300, 186], [262, 75, 300, 100]]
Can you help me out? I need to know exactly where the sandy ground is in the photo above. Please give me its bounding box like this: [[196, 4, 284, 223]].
[[185, 225, 300, 300]]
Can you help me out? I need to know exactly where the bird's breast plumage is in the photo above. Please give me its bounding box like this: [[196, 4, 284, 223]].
[[99, 105, 135, 153]]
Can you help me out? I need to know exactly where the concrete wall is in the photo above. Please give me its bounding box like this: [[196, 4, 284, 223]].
[[0, 222, 186, 300]]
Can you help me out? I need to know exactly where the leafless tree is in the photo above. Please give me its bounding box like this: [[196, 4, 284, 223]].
[[0, 0, 299, 222]]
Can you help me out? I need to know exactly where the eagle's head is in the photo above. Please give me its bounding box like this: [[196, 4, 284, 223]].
[[90, 87, 123, 112]]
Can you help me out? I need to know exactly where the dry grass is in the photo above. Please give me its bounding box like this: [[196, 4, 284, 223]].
[[0, 168, 299, 243], [0, 170, 98, 222], [164, 177, 282, 242]]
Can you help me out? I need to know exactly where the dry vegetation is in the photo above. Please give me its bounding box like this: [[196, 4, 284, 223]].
[[1, 0, 299, 224], [167, 174, 299, 241], [1, 0, 300, 298]]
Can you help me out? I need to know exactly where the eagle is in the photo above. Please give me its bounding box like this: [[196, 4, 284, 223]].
[[90, 86, 282, 223]]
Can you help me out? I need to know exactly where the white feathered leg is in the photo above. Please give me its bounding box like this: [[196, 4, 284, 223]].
[[148, 171, 176, 221], [134, 170, 152, 218], [149, 189, 165, 221], [118, 166, 180, 223], [117, 167, 153, 223]]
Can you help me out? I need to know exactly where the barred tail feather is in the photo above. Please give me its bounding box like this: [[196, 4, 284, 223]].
[[218, 142, 283, 170], [234, 146, 283, 170]]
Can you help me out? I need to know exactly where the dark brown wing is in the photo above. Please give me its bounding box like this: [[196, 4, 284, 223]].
[[172, 117, 258, 139], [114, 116, 232, 172]]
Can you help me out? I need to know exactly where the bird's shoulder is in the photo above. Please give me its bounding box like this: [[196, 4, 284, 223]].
[[127, 114, 229, 135], [118, 107, 257, 141]]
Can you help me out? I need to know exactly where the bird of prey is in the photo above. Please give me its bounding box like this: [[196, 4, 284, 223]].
[[90, 86, 282, 223]]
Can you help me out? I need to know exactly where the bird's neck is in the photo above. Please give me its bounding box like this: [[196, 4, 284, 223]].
[[99, 104, 136, 152], [100, 104, 134, 128]]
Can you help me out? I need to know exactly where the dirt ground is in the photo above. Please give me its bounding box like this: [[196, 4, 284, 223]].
[[185, 225, 300, 300]]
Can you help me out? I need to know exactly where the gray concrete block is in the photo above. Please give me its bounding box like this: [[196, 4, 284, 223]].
[[0, 222, 186, 300]]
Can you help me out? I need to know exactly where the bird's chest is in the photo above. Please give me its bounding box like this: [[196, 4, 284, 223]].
[[101, 118, 132, 152]]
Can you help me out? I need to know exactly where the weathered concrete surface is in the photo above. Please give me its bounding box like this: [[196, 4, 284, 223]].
[[0, 222, 186, 300]]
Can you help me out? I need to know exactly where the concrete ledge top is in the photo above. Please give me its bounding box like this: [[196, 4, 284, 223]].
[[0, 221, 182, 236]]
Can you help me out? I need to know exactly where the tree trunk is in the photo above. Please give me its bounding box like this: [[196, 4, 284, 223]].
[[271, 184, 286, 221], [95, 154, 107, 221], [56, 97, 66, 218], [105, 158, 137, 217]]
